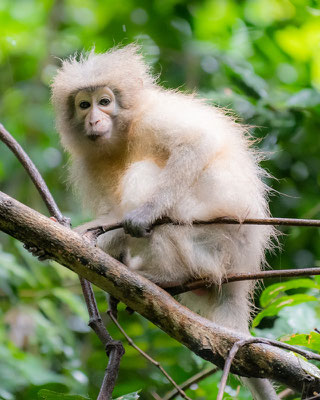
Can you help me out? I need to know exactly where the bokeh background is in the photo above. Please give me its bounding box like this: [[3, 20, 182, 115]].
[[1, 1, 320, 399]]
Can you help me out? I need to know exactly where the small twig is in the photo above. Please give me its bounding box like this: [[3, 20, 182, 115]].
[[217, 337, 320, 400], [0, 123, 123, 400], [164, 267, 320, 296], [163, 366, 218, 400], [107, 310, 192, 400]]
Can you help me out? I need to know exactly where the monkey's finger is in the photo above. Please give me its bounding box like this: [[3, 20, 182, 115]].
[[23, 244, 51, 261], [23, 244, 37, 252], [25, 246, 41, 256], [130, 225, 147, 237], [123, 221, 152, 238], [38, 252, 51, 261]]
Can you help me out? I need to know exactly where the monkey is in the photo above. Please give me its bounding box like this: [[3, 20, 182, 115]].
[[51, 45, 278, 399]]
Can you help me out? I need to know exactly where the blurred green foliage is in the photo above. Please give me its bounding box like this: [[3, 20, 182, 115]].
[[0, 0, 320, 399]]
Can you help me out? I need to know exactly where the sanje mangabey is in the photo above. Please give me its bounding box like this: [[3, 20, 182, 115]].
[[52, 45, 278, 399]]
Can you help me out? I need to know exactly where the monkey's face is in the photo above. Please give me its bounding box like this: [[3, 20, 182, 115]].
[[74, 86, 117, 142]]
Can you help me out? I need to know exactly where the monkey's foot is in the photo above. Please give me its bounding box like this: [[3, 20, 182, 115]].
[[23, 244, 51, 261]]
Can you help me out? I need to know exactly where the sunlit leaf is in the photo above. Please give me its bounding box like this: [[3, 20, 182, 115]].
[[260, 279, 320, 308], [280, 331, 320, 353], [253, 294, 318, 327]]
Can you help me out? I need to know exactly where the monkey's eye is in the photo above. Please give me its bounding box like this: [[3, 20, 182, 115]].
[[79, 101, 91, 109], [99, 98, 111, 106]]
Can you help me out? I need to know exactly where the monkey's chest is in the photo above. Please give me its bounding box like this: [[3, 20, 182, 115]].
[[118, 160, 162, 215]]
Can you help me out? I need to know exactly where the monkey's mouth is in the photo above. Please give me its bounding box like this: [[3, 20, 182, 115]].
[[87, 129, 111, 142], [87, 134, 102, 142]]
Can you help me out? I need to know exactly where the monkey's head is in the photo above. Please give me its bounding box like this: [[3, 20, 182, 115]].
[[51, 45, 155, 155]]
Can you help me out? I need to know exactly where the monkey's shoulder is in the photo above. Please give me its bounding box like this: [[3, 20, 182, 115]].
[[136, 88, 245, 147]]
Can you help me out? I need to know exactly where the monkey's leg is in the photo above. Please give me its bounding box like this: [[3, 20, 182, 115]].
[[241, 377, 278, 400], [211, 282, 279, 400], [207, 281, 252, 332]]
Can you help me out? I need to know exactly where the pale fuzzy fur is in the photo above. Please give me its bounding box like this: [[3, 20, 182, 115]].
[[52, 45, 278, 400]]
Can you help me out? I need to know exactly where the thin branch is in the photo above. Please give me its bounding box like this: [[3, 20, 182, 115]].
[[80, 279, 125, 400], [164, 267, 320, 296], [217, 337, 320, 400], [163, 367, 218, 400], [107, 310, 192, 400], [0, 123, 70, 226], [0, 123, 123, 400], [86, 215, 320, 242]]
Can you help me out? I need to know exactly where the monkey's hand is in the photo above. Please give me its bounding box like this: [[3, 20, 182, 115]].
[[123, 202, 156, 238]]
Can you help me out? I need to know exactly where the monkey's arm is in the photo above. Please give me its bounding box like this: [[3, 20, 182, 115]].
[[123, 127, 218, 237]]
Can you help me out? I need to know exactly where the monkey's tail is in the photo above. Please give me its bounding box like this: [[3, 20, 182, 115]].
[[241, 377, 279, 400]]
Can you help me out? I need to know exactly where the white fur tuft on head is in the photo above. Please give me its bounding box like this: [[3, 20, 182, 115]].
[[51, 44, 155, 117]]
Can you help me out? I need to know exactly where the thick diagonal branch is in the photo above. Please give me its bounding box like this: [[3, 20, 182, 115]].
[[1, 191, 320, 394]]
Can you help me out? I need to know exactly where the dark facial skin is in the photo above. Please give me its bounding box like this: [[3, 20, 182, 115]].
[[74, 86, 118, 141]]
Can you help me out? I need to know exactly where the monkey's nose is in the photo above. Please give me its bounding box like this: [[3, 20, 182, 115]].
[[89, 120, 100, 126]]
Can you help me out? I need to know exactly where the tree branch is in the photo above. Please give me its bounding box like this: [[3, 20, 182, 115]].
[[1, 191, 319, 394], [162, 366, 218, 400], [164, 267, 320, 296], [217, 337, 320, 400]]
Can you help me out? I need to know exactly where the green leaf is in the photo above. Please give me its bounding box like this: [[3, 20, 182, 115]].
[[281, 331, 320, 353], [38, 389, 91, 400], [114, 391, 140, 400], [253, 294, 317, 328], [260, 279, 320, 308]]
